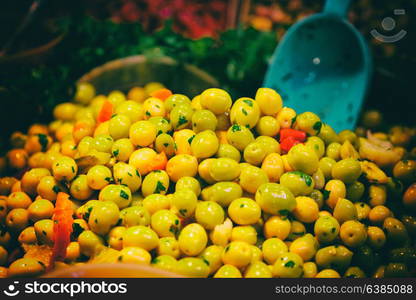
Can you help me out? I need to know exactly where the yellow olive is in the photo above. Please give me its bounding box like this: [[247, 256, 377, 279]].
[[272, 252, 303, 278], [8, 258, 45, 277], [178, 223, 208, 256]]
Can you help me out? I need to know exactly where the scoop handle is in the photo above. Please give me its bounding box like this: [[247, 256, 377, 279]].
[[323, 0, 352, 18]]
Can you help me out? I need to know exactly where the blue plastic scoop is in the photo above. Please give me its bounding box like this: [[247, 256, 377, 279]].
[[264, 0, 372, 132]]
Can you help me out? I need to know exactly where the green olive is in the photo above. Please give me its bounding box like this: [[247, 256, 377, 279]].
[[315, 245, 353, 272], [383, 217, 409, 246], [230, 98, 260, 129], [111, 138, 134, 162], [21, 168, 51, 196], [239, 165, 269, 194], [115, 100, 143, 122], [108, 114, 131, 140], [326, 142, 341, 161], [209, 158, 241, 181], [70, 174, 93, 201], [355, 202, 371, 221], [8, 257, 45, 277], [171, 189, 197, 218], [192, 109, 217, 133], [141, 170, 170, 197], [344, 266, 366, 278], [93, 134, 114, 153], [256, 116, 280, 137], [88, 201, 120, 235], [340, 220, 367, 247], [98, 184, 132, 209], [200, 88, 232, 115], [318, 123, 340, 145], [279, 171, 314, 196], [36, 175, 59, 201], [175, 176, 201, 196], [34, 219, 54, 245], [314, 216, 340, 243], [176, 257, 210, 278], [164, 94, 191, 113], [338, 129, 357, 145], [78, 230, 104, 257], [113, 162, 142, 193], [272, 252, 303, 278], [333, 198, 358, 224], [205, 181, 243, 207], [191, 130, 219, 159], [243, 142, 267, 166], [195, 201, 225, 230], [305, 136, 325, 158], [148, 116, 172, 136], [156, 238, 180, 259], [122, 225, 159, 251], [87, 165, 113, 190], [216, 144, 241, 162], [199, 245, 224, 275], [143, 194, 170, 215], [6, 208, 29, 232], [18, 226, 37, 244], [107, 226, 126, 250], [393, 160, 416, 183], [309, 189, 324, 208], [319, 157, 336, 180], [120, 206, 150, 227], [178, 223, 208, 256], [226, 124, 254, 151], [155, 133, 176, 157], [287, 144, 319, 175], [151, 209, 181, 238], [255, 183, 296, 215], [255, 136, 281, 156], [346, 181, 365, 202], [170, 104, 194, 130], [331, 158, 362, 184]]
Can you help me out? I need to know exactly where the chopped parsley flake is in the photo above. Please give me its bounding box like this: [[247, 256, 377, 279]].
[[242, 99, 253, 107], [120, 190, 130, 200], [154, 181, 166, 194], [52, 185, 60, 193], [188, 135, 195, 144], [38, 134, 48, 152], [313, 121, 322, 134], [231, 124, 241, 132], [177, 115, 188, 127], [284, 261, 295, 268]]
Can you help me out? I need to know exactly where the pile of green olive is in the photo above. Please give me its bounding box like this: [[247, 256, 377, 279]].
[[0, 82, 414, 278]]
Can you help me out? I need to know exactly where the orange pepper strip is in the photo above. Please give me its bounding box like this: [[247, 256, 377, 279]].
[[97, 100, 113, 123], [150, 88, 173, 101], [49, 192, 74, 269], [148, 151, 168, 171]]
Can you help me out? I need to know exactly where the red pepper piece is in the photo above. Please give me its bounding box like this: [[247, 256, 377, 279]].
[[279, 128, 307, 143], [280, 136, 301, 153], [97, 100, 113, 123], [49, 192, 74, 269]]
